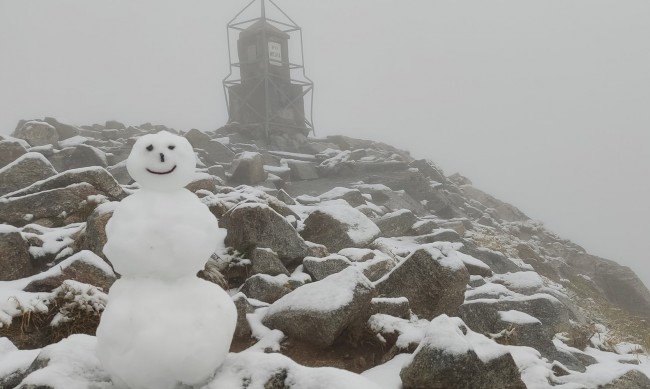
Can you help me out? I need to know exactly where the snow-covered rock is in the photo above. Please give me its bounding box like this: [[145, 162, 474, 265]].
[[263, 267, 375, 347], [0, 153, 58, 196], [300, 202, 381, 252], [375, 243, 470, 320], [399, 315, 526, 389], [221, 203, 310, 264]]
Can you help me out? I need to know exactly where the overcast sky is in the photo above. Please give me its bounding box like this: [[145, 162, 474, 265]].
[[1, 0, 649, 286]]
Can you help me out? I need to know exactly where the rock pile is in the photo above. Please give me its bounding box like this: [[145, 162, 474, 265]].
[[1, 118, 650, 388]]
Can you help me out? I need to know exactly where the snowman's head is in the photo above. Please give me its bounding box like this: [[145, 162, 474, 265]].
[[127, 131, 196, 191]]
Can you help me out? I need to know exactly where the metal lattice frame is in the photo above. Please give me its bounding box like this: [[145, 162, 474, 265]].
[[223, 0, 315, 138]]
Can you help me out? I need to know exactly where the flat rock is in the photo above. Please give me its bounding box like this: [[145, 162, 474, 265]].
[[4, 166, 126, 201], [0, 183, 103, 227]]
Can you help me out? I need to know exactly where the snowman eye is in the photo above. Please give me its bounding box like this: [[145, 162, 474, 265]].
[[146, 145, 154, 151], [168, 145, 176, 150]]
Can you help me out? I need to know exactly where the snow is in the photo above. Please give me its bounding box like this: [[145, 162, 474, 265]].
[[208, 351, 380, 389], [18, 334, 113, 389], [266, 267, 373, 314], [499, 310, 542, 325], [416, 315, 509, 363], [466, 282, 518, 300], [0, 338, 40, 380], [368, 314, 429, 349], [338, 248, 377, 262], [246, 306, 285, 352], [22, 222, 84, 260], [456, 251, 491, 271], [320, 150, 351, 169], [268, 150, 318, 161], [318, 186, 360, 201], [295, 194, 321, 204], [491, 271, 545, 293], [361, 353, 411, 389]]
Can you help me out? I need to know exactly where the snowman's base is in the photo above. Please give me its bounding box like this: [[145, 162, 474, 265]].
[[96, 276, 236, 389]]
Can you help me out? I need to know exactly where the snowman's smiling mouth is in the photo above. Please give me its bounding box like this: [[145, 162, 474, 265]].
[[146, 165, 177, 175]]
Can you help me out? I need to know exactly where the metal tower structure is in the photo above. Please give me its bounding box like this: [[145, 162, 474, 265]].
[[223, 0, 314, 138]]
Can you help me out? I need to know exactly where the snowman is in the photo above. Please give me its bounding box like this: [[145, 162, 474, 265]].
[[96, 131, 237, 389]]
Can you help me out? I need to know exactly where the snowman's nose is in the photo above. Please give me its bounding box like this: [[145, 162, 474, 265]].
[[160, 153, 165, 163]]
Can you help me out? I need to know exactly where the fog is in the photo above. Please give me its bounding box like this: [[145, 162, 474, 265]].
[[1, 1, 649, 286]]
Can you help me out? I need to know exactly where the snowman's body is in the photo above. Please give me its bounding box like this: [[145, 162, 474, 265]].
[[96, 131, 236, 389]]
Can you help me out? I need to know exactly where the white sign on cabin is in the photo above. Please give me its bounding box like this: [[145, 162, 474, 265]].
[[268, 41, 282, 66]]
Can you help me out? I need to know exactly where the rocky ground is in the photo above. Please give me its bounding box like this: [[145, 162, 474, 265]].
[[1, 118, 650, 388]]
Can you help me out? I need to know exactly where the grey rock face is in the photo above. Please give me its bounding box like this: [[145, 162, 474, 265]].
[[184, 129, 235, 164], [239, 274, 291, 304], [0, 140, 28, 169], [105, 120, 126, 130], [400, 315, 526, 389], [373, 209, 417, 237], [303, 254, 352, 281], [355, 254, 396, 282], [13, 121, 59, 147], [77, 206, 113, 260], [300, 209, 380, 253], [287, 160, 319, 180], [370, 297, 410, 319], [232, 293, 255, 339], [5, 167, 126, 201], [229, 152, 268, 185], [43, 117, 81, 140], [568, 253, 650, 319], [0, 183, 102, 227], [0, 227, 33, 281], [409, 159, 447, 183], [0, 153, 58, 196], [250, 248, 289, 276], [375, 245, 469, 320], [221, 203, 310, 265], [462, 245, 522, 274], [458, 293, 571, 331], [263, 267, 375, 347], [66, 144, 108, 169], [600, 369, 650, 389]]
